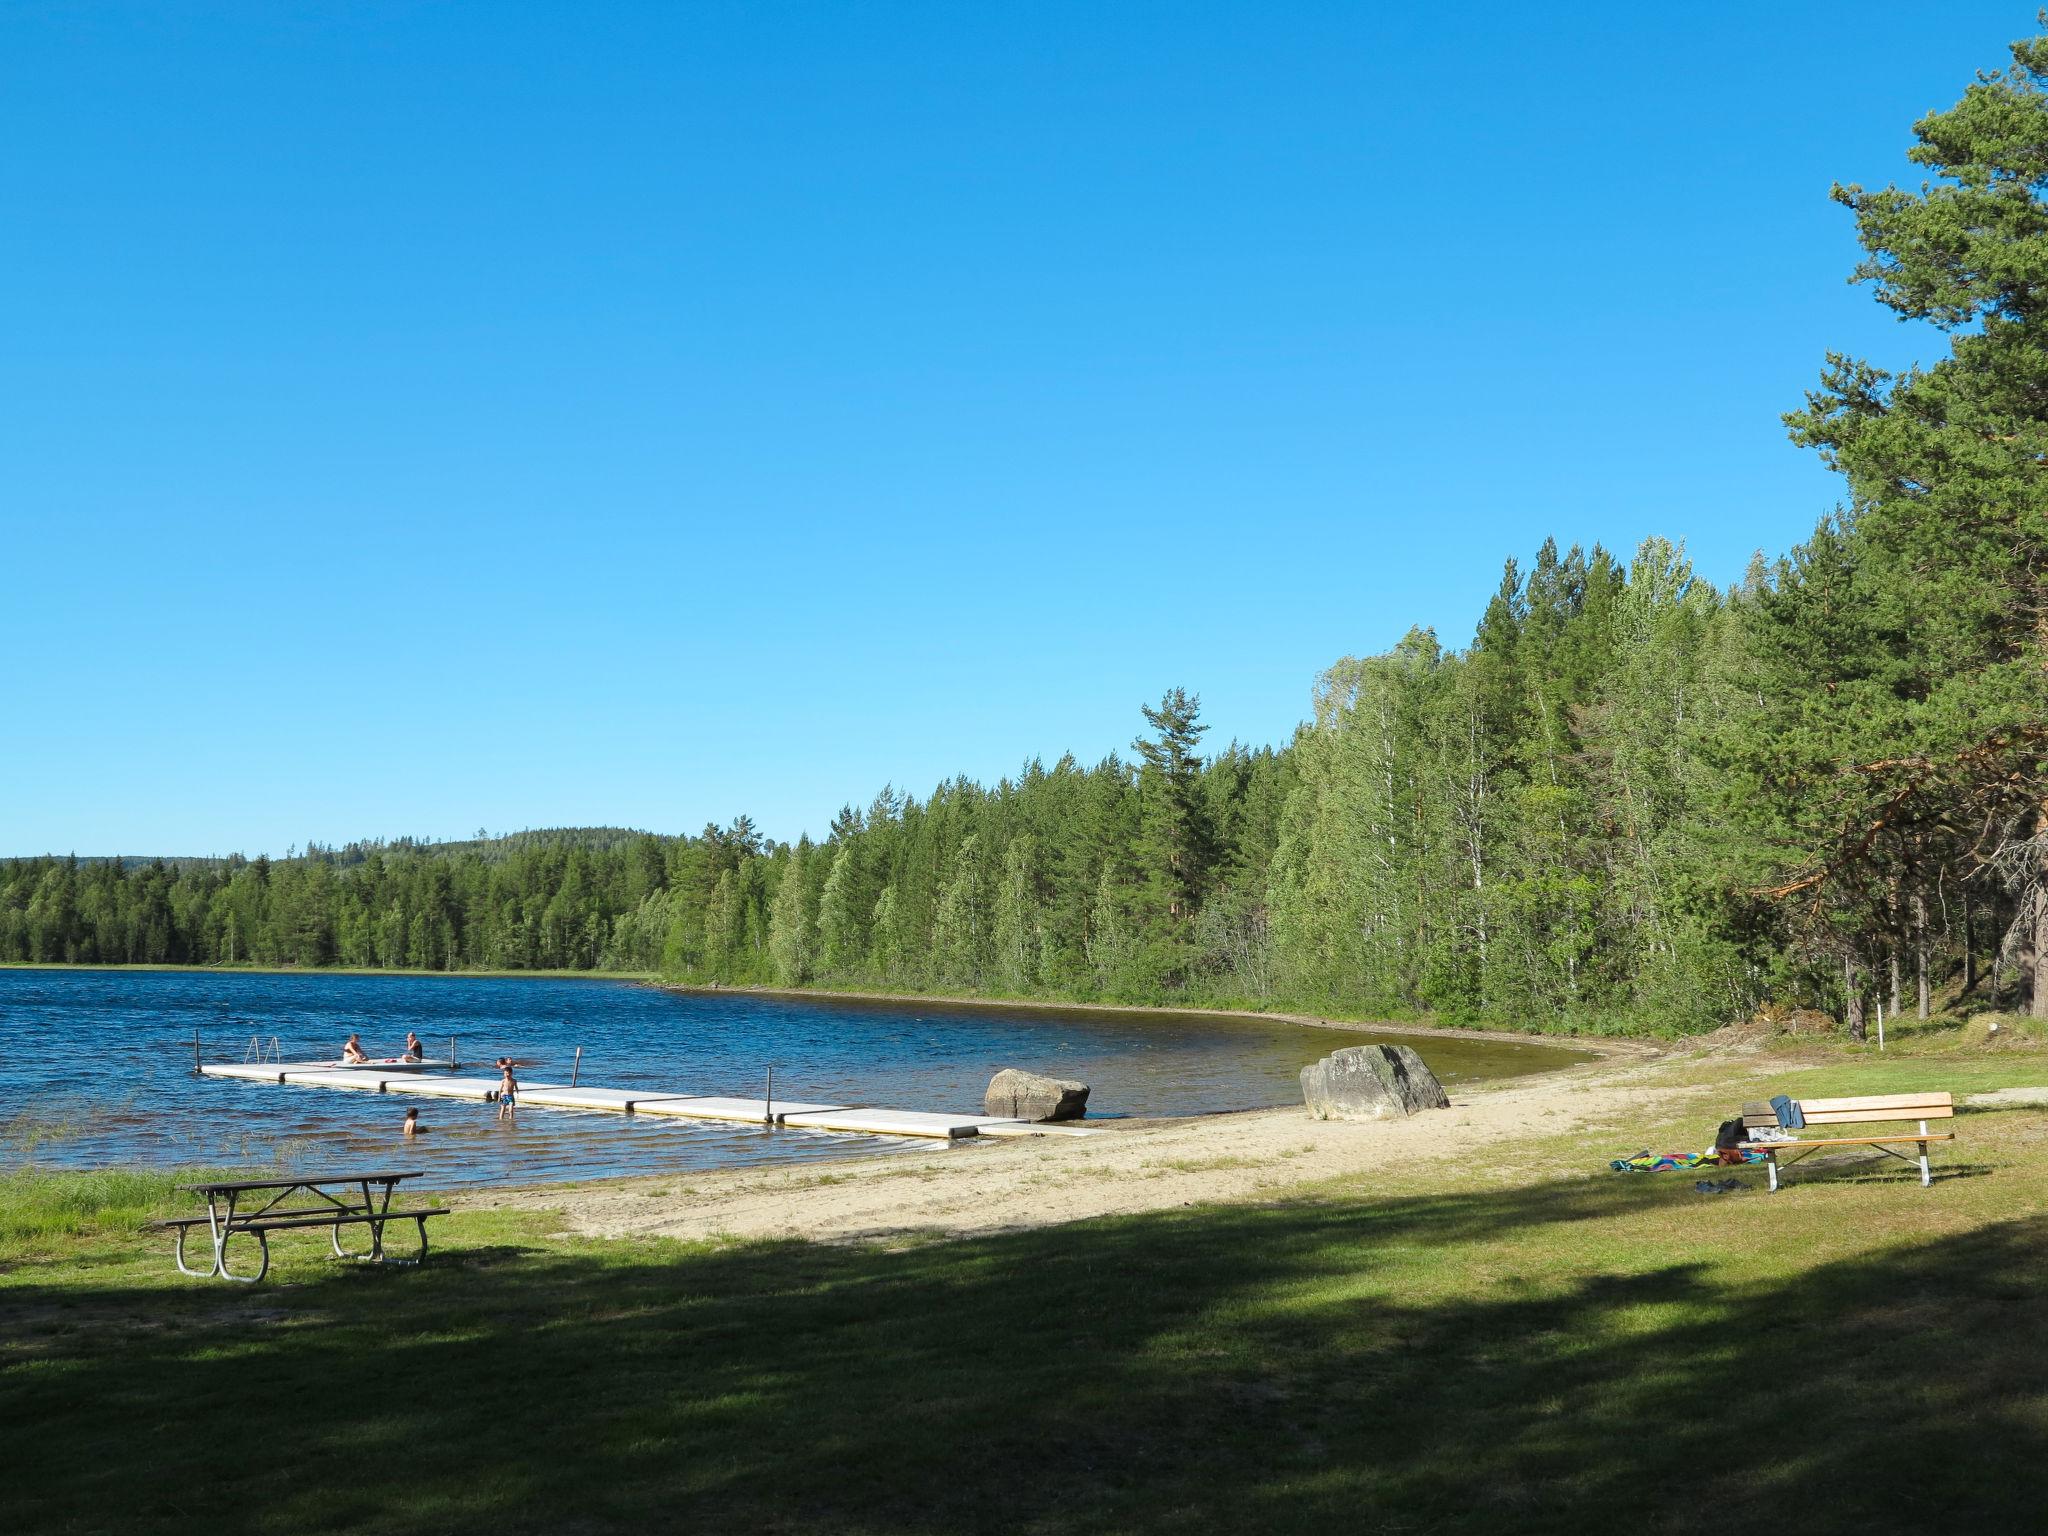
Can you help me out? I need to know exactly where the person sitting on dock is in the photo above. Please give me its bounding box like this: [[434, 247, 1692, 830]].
[[496, 1057, 519, 1122], [403, 1031, 424, 1062], [342, 1033, 369, 1065]]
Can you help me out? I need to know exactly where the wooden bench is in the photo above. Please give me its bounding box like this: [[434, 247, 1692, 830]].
[[1739, 1092, 1955, 1191]]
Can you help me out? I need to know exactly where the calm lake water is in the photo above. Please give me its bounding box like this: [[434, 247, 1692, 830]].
[[0, 969, 1592, 1188]]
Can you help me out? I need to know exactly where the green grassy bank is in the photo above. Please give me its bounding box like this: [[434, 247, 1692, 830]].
[[6, 1049, 2048, 1534]]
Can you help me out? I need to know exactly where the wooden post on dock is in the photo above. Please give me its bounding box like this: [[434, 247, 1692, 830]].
[[450, 1035, 458, 1070], [571, 1046, 583, 1088], [765, 1066, 774, 1126]]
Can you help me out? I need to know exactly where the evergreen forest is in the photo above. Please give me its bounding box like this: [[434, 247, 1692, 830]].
[[10, 32, 2048, 1037]]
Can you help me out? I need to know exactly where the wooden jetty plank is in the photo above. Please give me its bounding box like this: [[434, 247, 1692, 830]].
[[516, 1087, 703, 1112], [634, 1096, 846, 1124], [779, 1108, 990, 1140]]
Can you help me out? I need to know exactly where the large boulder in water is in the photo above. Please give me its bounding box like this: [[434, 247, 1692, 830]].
[[984, 1068, 1090, 1123], [1300, 1044, 1449, 1122]]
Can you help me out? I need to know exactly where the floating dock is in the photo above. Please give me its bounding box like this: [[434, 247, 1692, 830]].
[[201, 1061, 454, 1082], [780, 1107, 1018, 1140], [634, 1095, 846, 1124], [197, 1063, 1095, 1140], [382, 1075, 563, 1102]]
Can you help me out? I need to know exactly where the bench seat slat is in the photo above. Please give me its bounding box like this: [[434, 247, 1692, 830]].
[[154, 1209, 446, 1233], [1741, 1133, 1955, 1149], [238, 1210, 446, 1233], [1798, 1106, 1954, 1124], [1799, 1093, 1953, 1114]]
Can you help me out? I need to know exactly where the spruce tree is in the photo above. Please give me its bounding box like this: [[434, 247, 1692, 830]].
[[1132, 688, 1216, 934]]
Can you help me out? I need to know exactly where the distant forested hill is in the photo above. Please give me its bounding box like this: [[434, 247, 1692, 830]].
[[10, 31, 2048, 1035], [42, 829, 663, 874]]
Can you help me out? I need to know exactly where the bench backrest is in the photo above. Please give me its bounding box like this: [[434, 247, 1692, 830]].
[[1796, 1092, 1952, 1126]]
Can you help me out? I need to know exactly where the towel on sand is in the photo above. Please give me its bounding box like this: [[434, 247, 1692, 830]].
[[1610, 1148, 1769, 1173]]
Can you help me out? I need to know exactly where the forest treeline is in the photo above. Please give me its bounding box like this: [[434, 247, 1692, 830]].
[[9, 29, 2048, 1036]]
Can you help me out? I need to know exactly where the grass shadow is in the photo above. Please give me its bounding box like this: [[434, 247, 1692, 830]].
[[5, 1164, 2047, 1534]]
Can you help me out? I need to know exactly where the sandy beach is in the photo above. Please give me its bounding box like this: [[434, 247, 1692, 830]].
[[467, 1037, 1720, 1246]]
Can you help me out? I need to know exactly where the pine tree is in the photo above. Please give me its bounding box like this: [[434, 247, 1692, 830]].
[[1132, 688, 1217, 963]]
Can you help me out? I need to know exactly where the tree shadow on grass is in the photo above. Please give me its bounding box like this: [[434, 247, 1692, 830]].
[[4, 1172, 2045, 1536]]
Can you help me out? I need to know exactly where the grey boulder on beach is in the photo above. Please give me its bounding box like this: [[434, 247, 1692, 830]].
[[984, 1067, 1091, 1122], [1300, 1044, 1450, 1122]]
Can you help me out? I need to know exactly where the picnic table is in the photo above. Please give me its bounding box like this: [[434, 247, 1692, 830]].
[[151, 1170, 446, 1284]]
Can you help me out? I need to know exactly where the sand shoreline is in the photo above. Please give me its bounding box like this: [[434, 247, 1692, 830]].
[[650, 979, 1664, 1058], [466, 1045, 1702, 1248]]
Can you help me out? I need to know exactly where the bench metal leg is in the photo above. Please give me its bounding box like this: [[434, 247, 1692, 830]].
[[379, 1217, 430, 1267], [1919, 1121, 1931, 1187], [200, 1229, 269, 1284], [173, 1226, 214, 1279], [331, 1218, 430, 1266], [177, 1204, 268, 1286], [331, 1220, 383, 1262]]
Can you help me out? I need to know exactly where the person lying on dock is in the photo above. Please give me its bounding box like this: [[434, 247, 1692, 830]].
[[496, 1057, 519, 1122], [342, 1033, 369, 1065], [403, 1031, 424, 1061]]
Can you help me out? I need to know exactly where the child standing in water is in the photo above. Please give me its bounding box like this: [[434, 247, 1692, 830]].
[[496, 1057, 519, 1122]]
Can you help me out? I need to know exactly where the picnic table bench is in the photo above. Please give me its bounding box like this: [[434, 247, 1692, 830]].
[[149, 1170, 445, 1283], [1739, 1092, 1955, 1191]]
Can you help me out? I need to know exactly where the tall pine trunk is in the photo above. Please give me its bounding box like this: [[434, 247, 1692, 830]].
[[2033, 883, 2048, 1020], [1963, 887, 1977, 993], [1915, 891, 1930, 1019], [1844, 953, 1867, 1043]]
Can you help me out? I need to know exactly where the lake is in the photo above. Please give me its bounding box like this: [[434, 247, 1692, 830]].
[[0, 969, 1593, 1187]]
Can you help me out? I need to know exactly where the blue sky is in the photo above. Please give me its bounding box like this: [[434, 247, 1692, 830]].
[[0, 3, 2028, 855]]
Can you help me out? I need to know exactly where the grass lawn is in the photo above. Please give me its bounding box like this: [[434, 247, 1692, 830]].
[[6, 1048, 2048, 1534]]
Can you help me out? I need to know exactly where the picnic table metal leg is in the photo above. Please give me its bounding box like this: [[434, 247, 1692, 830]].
[[1767, 1153, 1779, 1193], [373, 1215, 429, 1266], [217, 1230, 271, 1284], [206, 1192, 236, 1277]]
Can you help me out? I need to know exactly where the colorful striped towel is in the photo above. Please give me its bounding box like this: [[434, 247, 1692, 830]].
[[1610, 1148, 1769, 1173]]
